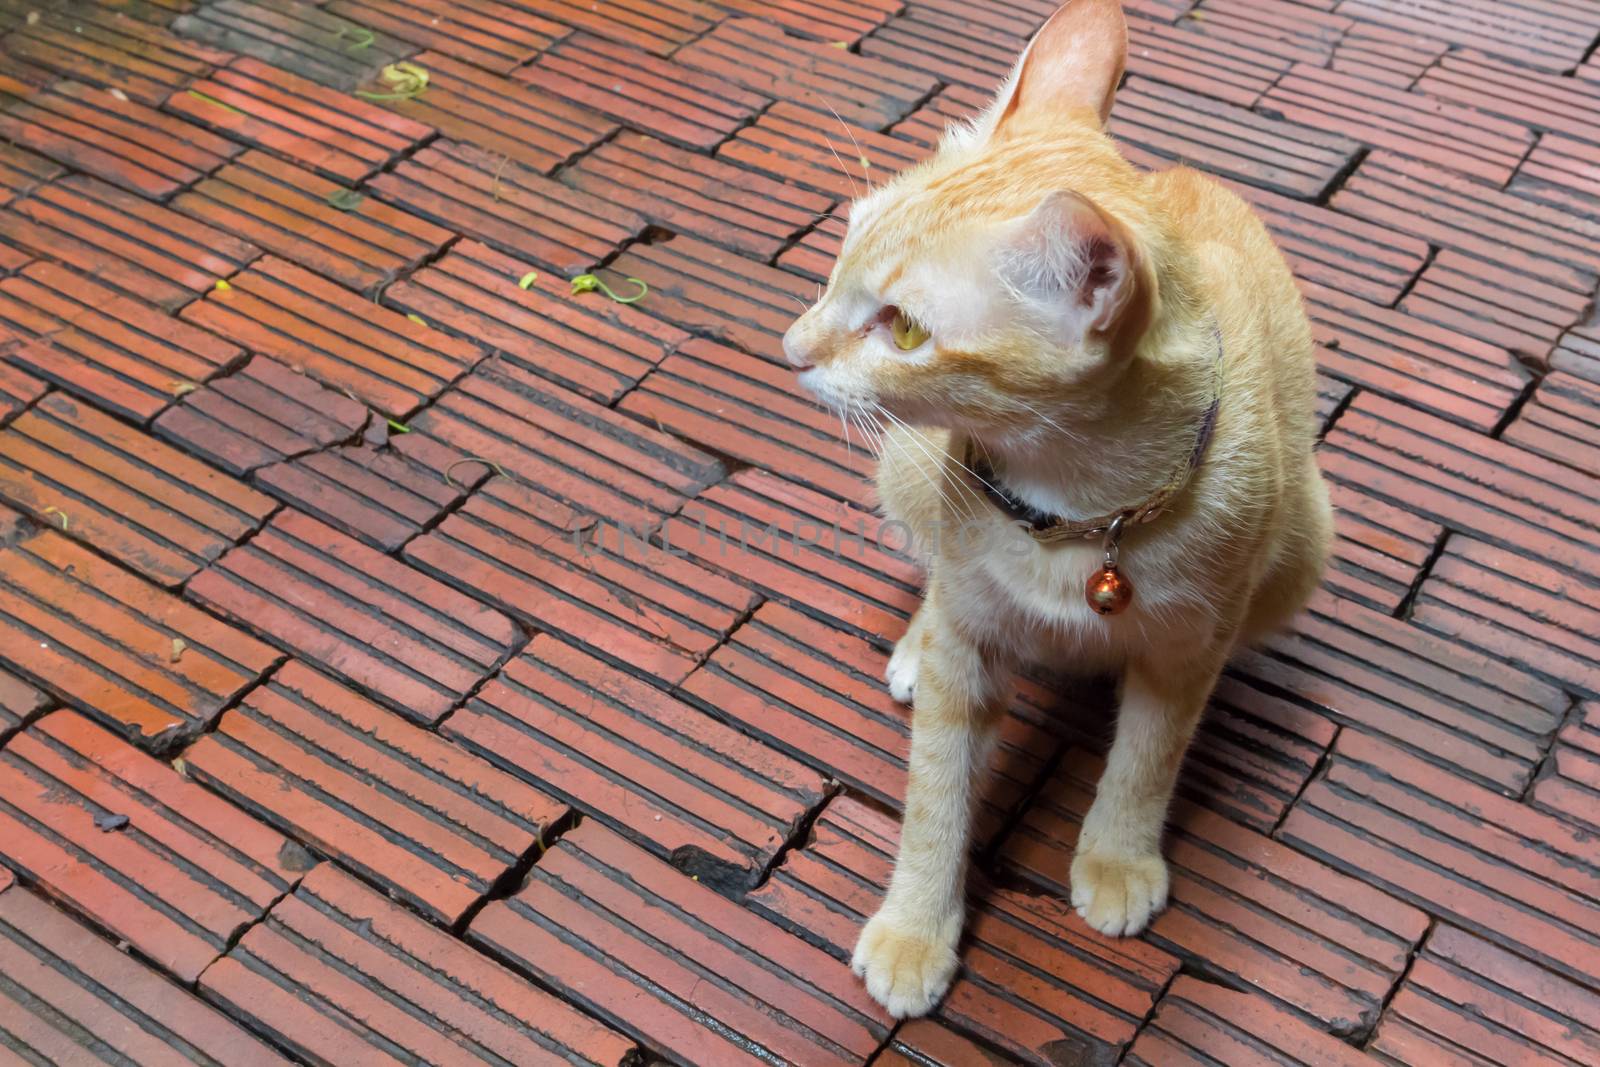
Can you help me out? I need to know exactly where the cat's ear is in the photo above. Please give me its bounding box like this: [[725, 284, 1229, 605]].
[[997, 190, 1151, 350], [993, 0, 1127, 133]]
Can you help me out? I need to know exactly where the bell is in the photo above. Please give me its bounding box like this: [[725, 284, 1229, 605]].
[[1086, 565, 1134, 615]]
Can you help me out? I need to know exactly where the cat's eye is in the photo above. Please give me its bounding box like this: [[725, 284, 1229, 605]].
[[888, 307, 930, 351]]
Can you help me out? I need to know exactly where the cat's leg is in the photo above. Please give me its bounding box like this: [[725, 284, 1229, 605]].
[[1069, 649, 1223, 936], [853, 604, 1010, 1017], [885, 593, 933, 703]]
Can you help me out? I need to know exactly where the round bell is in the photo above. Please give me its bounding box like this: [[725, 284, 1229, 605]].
[[1086, 565, 1134, 615], [1087, 515, 1134, 615]]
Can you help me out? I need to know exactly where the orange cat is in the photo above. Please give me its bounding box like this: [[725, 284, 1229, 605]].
[[782, 0, 1331, 1019]]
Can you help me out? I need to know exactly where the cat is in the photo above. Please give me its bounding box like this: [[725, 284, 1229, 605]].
[[781, 0, 1332, 1020]]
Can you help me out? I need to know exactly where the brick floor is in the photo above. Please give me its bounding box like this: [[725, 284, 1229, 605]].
[[2, 2, 1599, 1064]]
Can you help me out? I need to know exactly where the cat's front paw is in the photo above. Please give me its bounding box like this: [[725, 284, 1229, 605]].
[[884, 632, 921, 703], [851, 910, 959, 1018], [1069, 849, 1169, 937]]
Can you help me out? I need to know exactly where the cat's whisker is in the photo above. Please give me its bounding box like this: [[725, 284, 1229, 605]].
[[784, 292, 812, 313], [822, 100, 873, 194], [819, 130, 861, 200], [873, 405, 967, 515], [874, 404, 989, 512]]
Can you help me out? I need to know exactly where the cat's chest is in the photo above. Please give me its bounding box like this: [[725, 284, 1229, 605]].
[[949, 528, 1205, 650]]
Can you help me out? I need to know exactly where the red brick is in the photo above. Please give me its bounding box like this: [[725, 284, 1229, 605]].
[[0, 391, 275, 586], [1126, 976, 1379, 1066], [1316, 371, 1353, 432], [1260, 64, 1534, 185], [0, 260, 242, 423], [1321, 392, 1600, 579], [1164, 0, 1349, 68], [1336, 152, 1600, 296], [188, 509, 518, 723], [0, 74, 242, 200], [778, 217, 846, 282], [4, 172, 260, 311], [1414, 537, 1600, 696], [676, 18, 939, 128], [174, 150, 451, 296], [184, 659, 564, 924], [202, 862, 634, 1066], [1324, 477, 1443, 614], [1230, 178, 1429, 305], [564, 132, 830, 259], [1115, 78, 1362, 199], [0, 665, 49, 742], [0, 522, 278, 747], [502, 0, 714, 56], [0, 139, 64, 209], [0, 710, 309, 983], [1008, 747, 1427, 1036], [1532, 702, 1600, 833], [0, 360, 45, 424], [665, 468, 922, 644], [876, 1021, 1022, 1067], [1556, 323, 1600, 384], [255, 430, 471, 551], [170, 56, 432, 183], [621, 337, 875, 507], [601, 235, 815, 365], [327, 0, 569, 74], [181, 256, 484, 419], [171, 0, 413, 89], [446, 634, 826, 893], [890, 83, 990, 153], [1373, 925, 1600, 1066], [858, 10, 1023, 96], [1420, 51, 1600, 144], [2, 7, 227, 107], [370, 140, 644, 277], [386, 240, 681, 405], [1513, 135, 1600, 220], [0, 882, 293, 1066], [409, 359, 722, 532], [680, 601, 1068, 844], [1503, 373, 1600, 477], [1180, 658, 1337, 834], [748, 796, 1180, 1065], [1329, 23, 1447, 88], [1303, 282, 1525, 433], [1279, 730, 1600, 995], [470, 820, 892, 1065], [517, 34, 769, 151], [368, 51, 615, 174], [1122, 11, 1299, 109], [719, 101, 925, 201], [152, 355, 368, 475], [1336, 0, 1593, 73], [1234, 588, 1567, 795], [1403, 251, 1592, 364], [706, 0, 899, 46], [398, 363, 746, 683], [411, 490, 754, 686]]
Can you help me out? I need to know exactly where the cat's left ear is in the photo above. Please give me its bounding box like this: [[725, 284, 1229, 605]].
[[993, 0, 1127, 133], [997, 189, 1153, 355]]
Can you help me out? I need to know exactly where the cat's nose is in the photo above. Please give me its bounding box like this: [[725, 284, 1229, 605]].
[[782, 326, 815, 370]]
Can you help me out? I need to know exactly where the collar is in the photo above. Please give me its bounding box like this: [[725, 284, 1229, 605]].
[[963, 321, 1224, 546]]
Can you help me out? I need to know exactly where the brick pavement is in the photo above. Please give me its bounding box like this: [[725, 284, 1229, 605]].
[[0, 1, 1597, 1063]]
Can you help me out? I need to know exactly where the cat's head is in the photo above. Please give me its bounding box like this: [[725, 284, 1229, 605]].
[[783, 0, 1161, 442]]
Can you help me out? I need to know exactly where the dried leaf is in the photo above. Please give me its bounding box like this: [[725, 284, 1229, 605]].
[[170, 637, 186, 663], [406, 312, 428, 327], [325, 187, 365, 211], [518, 271, 538, 290], [214, 279, 232, 292], [170, 380, 200, 396], [108, 88, 128, 102]]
